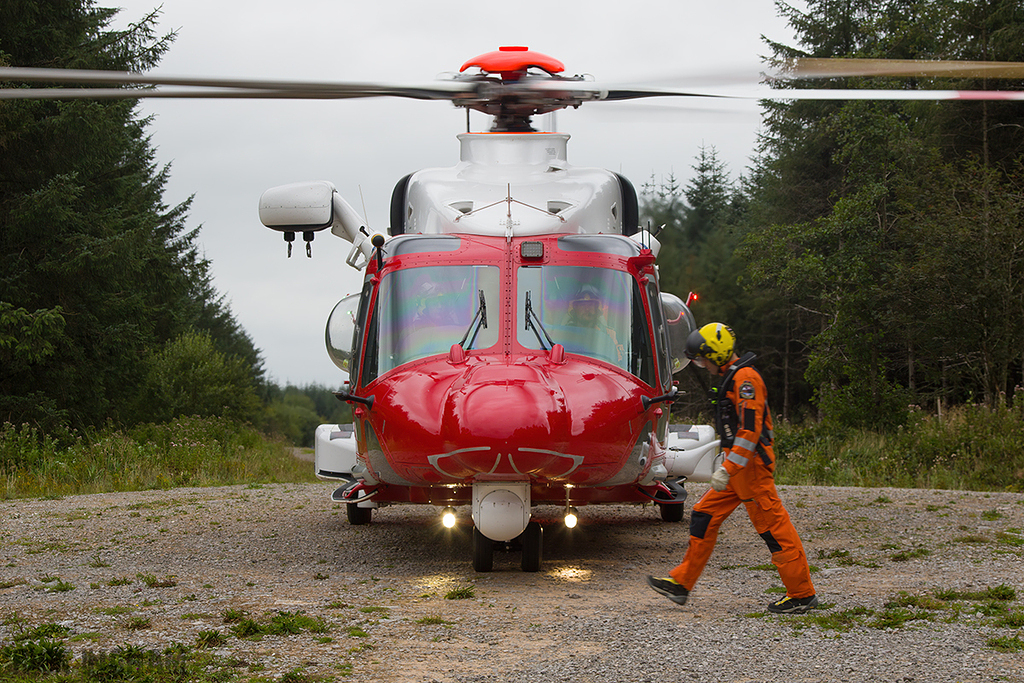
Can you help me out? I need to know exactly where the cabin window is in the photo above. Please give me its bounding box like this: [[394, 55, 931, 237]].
[[516, 265, 655, 385], [645, 280, 672, 391], [385, 234, 461, 256], [557, 234, 640, 257], [370, 264, 500, 377]]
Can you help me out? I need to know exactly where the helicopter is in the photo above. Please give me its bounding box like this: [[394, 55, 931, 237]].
[[4, 47, 1024, 572], [260, 48, 726, 572]]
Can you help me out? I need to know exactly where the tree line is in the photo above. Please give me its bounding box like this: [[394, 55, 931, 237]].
[[3, 0, 1022, 440], [649, 0, 1024, 430], [0, 1, 349, 442]]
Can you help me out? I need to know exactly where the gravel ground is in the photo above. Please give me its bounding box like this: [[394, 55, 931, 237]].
[[1, 482, 1022, 682]]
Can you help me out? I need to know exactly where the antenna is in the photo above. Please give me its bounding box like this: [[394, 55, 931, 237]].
[[359, 186, 371, 231]]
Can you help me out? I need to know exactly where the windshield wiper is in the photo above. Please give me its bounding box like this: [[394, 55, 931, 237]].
[[459, 289, 488, 350], [524, 291, 555, 350]]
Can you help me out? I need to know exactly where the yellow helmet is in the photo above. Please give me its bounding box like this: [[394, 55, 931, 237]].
[[685, 322, 735, 367]]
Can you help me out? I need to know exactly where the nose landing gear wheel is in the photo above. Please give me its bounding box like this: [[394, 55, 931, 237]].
[[472, 526, 493, 572], [521, 521, 543, 572]]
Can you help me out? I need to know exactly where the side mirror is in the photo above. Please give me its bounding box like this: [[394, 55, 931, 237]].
[[259, 181, 378, 266], [259, 181, 336, 257], [660, 292, 697, 374], [259, 181, 336, 231]]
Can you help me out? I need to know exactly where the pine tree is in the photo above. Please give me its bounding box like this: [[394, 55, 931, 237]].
[[0, 1, 262, 429]]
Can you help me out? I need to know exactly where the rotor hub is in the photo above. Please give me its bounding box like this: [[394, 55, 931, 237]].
[[455, 46, 598, 132]]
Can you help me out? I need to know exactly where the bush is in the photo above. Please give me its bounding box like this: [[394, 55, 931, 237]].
[[262, 384, 352, 447], [264, 394, 323, 448], [139, 330, 262, 425], [814, 377, 912, 433]]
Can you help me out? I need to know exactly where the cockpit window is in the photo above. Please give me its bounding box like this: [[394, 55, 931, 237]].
[[517, 265, 655, 384], [372, 265, 499, 376]]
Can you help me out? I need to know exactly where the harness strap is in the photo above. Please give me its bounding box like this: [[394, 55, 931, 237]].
[[714, 352, 757, 448], [715, 353, 775, 471]]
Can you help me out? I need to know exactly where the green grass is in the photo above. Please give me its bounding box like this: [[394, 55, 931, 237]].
[[773, 402, 1024, 491], [889, 547, 932, 562], [780, 583, 1022, 652], [803, 606, 873, 632], [0, 416, 315, 499], [194, 630, 228, 648], [444, 586, 476, 600], [11, 625, 71, 643], [228, 617, 264, 639], [125, 617, 152, 631], [221, 608, 246, 624], [987, 635, 1024, 652], [227, 610, 330, 640], [816, 548, 881, 569], [934, 585, 1016, 602], [0, 622, 261, 682], [137, 573, 177, 589], [0, 638, 70, 675], [358, 606, 390, 617]]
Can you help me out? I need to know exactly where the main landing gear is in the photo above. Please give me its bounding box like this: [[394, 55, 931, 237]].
[[658, 502, 684, 523], [346, 503, 373, 525]]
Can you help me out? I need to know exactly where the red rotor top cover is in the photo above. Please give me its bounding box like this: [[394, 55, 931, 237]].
[[460, 46, 565, 78]]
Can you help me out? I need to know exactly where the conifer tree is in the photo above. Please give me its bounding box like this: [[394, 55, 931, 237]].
[[0, 1, 262, 429]]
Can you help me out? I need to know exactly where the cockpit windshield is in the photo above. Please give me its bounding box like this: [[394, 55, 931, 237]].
[[517, 265, 655, 384], [374, 265, 500, 375]]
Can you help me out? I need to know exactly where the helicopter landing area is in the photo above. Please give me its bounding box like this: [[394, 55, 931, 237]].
[[1, 483, 1021, 683]]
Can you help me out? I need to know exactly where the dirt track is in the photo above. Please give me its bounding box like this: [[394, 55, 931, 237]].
[[1, 482, 1023, 682]]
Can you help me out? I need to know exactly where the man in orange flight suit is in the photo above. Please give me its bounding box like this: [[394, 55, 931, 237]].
[[647, 323, 818, 614]]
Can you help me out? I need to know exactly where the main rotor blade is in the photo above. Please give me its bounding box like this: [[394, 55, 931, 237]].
[[0, 66, 471, 100], [536, 80, 1024, 103], [519, 79, 733, 101], [601, 88, 732, 101], [0, 86, 447, 101], [793, 58, 1024, 80], [4, 64, 1024, 106], [522, 76, 1024, 103], [760, 88, 1024, 102]]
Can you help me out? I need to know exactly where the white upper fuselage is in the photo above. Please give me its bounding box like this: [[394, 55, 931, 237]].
[[402, 133, 627, 237]]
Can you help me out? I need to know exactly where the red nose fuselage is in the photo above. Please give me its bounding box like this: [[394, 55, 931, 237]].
[[366, 352, 652, 487]]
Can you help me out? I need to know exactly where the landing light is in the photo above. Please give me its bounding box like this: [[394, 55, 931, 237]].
[[564, 507, 579, 529], [441, 507, 457, 529], [521, 241, 544, 259]]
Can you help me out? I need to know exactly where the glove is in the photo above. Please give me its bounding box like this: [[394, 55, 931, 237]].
[[710, 466, 730, 492]]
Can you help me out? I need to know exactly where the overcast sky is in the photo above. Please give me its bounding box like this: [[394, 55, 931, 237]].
[[107, 0, 803, 387]]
